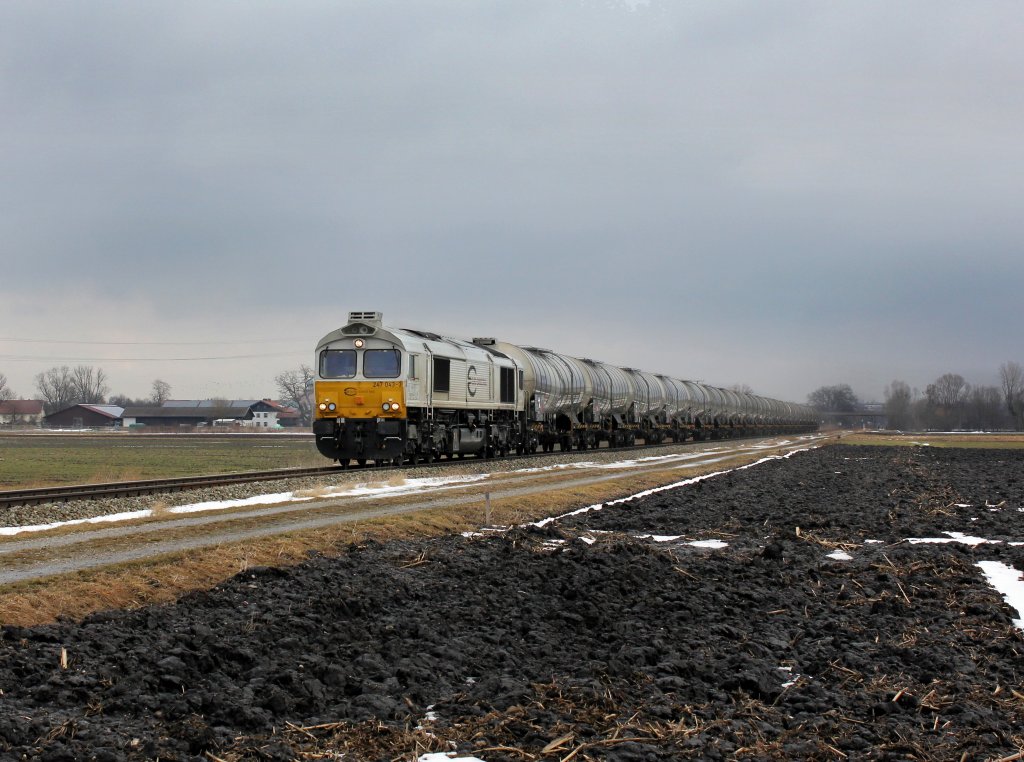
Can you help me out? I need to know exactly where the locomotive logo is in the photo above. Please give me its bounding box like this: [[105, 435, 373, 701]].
[[467, 365, 487, 397], [344, 388, 357, 396]]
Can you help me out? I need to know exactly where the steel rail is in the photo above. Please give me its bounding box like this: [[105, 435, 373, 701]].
[[0, 430, 793, 510], [0, 466, 344, 509]]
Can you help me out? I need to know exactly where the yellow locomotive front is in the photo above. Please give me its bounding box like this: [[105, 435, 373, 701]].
[[313, 313, 408, 464]]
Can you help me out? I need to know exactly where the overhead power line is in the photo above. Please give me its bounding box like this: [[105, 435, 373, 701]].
[[0, 337, 307, 346], [0, 351, 309, 362]]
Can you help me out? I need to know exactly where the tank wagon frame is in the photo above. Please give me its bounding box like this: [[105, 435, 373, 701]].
[[312, 312, 817, 465]]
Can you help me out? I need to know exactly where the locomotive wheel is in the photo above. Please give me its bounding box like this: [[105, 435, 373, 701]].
[[357, 458, 367, 467]]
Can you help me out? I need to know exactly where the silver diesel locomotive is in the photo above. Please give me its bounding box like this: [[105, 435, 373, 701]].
[[312, 312, 816, 465]]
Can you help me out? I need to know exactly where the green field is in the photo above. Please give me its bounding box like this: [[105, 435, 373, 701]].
[[0, 434, 326, 488]]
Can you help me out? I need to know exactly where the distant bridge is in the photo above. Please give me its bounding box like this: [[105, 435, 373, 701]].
[[817, 410, 888, 429]]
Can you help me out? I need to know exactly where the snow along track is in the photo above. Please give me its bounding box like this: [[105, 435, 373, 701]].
[[0, 435, 826, 585]]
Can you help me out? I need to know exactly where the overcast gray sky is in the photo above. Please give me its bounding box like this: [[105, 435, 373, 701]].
[[1, 1, 1021, 404]]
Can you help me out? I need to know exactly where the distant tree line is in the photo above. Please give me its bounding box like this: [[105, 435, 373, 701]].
[[808, 361, 1024, 431], [9, 359, 1023, 432], [0, 365, 176, 415], [3, 360, 312, 424]]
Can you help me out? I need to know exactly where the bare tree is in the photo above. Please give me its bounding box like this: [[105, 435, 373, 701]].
[[884, 380, 914, 430], [35, 365, 109, 413], [71, 365, 109, 404], [927, 373, 970, 408], [729, 383, 755, 395], [35, 366, 77, 413], [151, 379, 172, 406], [924, 373, 970, 430], [967, 385, 1005, 431], [807, 384, 860, 412], [1000, 362, 1024, 431], [0, 372, 13, 401], [275, 364, 314, 427]]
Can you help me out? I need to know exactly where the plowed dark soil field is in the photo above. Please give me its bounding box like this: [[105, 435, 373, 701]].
[[2, 444, 1024, 761]]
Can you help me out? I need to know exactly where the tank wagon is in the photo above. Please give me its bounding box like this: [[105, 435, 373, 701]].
[[313, 312, 817, 465]]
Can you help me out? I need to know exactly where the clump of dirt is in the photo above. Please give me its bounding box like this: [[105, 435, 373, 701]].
[[1, 444, 1023, 760]]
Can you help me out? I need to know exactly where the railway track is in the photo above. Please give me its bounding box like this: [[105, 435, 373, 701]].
[[0, 433, 791, 510], [0, 436, 827, 588], [0, 466, 344, 509]]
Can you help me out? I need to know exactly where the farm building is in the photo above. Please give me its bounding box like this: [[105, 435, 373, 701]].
[[150, 399, 300, 428], [0, 400, 45, 426], [121, 405, 255, 428], [121, 400, 299, 429], [45, 404, 125, 429]]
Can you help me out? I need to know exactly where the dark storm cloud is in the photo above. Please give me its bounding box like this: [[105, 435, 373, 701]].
[[1, 1, 1022, 400]]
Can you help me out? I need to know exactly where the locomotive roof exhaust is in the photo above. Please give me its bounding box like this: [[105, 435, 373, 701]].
[[348, 311, 383, 325]]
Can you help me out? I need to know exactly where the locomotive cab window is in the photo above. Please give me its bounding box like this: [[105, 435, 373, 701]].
[[320, 349, 356, 379], [363, 349, 401, 378]]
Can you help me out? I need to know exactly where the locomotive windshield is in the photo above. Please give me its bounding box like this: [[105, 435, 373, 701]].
[[363, 349, 401, 378], [320, 349, 356, 379]]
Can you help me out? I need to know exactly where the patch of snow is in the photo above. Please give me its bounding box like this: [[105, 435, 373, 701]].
[[0, 509, 154, 536], [688, 539, 728, 549], [906, 532, 1000, 547], [419, 754, 486, 762], [777, 665, 806, 688], [532, 449, 812, 529], [977, 561, 1024, 630], [826, 550, 853, 561], [0, 473, 492, 537]]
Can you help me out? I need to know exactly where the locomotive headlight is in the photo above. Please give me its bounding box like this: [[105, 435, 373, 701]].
[[354, 339, 365, 348], [391, 403, 401, 411], [318, 402, 327, 411], [328, 403, 336, 411], [382, 402, 390, 411]]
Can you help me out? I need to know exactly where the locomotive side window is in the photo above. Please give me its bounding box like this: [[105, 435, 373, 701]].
[[433, 357, 451, 393], [320, 349, 356, 378], [364, 349, 401, 378]]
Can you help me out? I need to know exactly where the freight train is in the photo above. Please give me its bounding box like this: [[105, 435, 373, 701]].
[[313, 312, 817, 465]]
